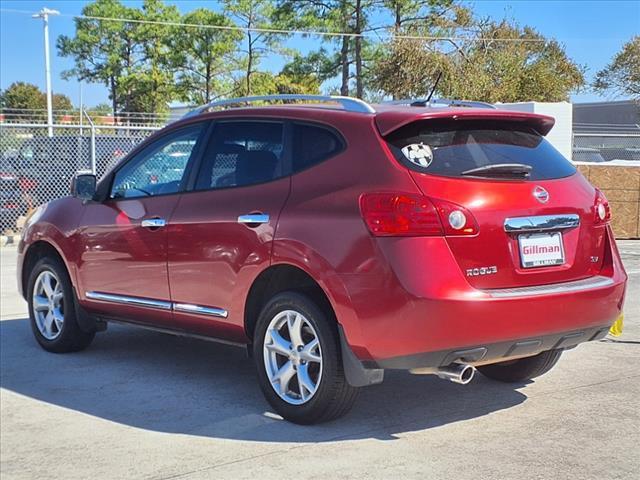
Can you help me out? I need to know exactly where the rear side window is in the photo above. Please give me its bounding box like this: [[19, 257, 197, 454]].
[[292, 123, 344, 172], [386, 120, 576, 180], [195, 121, 284, 190]]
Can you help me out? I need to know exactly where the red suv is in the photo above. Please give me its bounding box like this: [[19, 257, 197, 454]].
[[17, 95, 627, 424]]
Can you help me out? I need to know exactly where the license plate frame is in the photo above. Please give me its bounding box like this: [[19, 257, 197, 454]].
[[518, 232, 565, 268]]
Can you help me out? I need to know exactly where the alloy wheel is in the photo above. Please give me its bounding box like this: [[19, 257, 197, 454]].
[[32, 270, 65, 340], [263, 309, 323, 405]]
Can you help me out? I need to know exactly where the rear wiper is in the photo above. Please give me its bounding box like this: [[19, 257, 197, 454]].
[[461, 163, 532, 178]]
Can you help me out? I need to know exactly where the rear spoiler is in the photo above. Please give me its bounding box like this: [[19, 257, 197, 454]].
[[375, 109, 555, 137]]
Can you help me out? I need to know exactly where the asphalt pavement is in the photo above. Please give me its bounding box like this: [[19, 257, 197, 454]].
[[1, 242, 639, 480]]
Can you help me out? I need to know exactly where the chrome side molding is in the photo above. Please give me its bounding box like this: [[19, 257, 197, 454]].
[[485, 276, 614, 298], [504, 214, 580, 233], [173, 303, 228, 318], [86, 291, 172, 310], [86, 292, 228, 318]]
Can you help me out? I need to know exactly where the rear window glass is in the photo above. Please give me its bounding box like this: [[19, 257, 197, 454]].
[[386, 120, 576, 180], [292, 123, 344, 172]]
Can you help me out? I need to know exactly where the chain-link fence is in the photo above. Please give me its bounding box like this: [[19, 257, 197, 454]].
[[3, 117, 640, 233], [0, 122, 159, 232], [573, 133, 640, 164]]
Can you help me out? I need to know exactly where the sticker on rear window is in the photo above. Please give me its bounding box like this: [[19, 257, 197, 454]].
[[401, 143, 433, 168]]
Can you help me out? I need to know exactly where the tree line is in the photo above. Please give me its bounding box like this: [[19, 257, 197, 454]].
[[2, 0, 638, 120], [57, 0, 591, 114]]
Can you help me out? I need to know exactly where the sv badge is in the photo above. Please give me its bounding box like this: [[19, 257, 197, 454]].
[[466, 266, 498, 277]]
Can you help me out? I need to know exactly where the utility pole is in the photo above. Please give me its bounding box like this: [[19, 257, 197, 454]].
[[32, 7, 60, 137]]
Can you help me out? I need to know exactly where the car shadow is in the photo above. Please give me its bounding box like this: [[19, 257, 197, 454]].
[[0, 318, 528, 442]]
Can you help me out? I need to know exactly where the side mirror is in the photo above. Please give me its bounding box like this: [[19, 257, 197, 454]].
[[71, 173, 97, 201]]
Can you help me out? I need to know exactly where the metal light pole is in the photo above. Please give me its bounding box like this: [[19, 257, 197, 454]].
[[79, 81, 83, 136], [32, 8, 60, 137]]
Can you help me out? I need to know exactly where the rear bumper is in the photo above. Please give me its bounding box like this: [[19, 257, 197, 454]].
[[340, 227, 627, 367], [369, 324, 611, 369]]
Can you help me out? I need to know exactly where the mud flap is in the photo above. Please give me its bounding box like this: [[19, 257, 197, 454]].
[[338, 325, 384, 387], [72, 287, 107, 333]]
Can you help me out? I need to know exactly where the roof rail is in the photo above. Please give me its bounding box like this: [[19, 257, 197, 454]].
[[384, 98, 497, 110], [182, 94, 376, 118]]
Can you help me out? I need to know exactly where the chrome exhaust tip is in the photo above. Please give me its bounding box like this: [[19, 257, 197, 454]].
[[436, 363, 476, 385]]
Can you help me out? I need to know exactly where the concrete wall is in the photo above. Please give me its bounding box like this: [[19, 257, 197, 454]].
[[577, 164, 640, 239]]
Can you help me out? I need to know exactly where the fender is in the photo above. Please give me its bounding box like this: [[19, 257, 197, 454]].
[[21, 199, 102, 333], [271, 239, 372, 360]]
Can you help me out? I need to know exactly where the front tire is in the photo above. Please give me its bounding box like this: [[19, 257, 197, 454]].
[[253, 291, 359, 424], [27, 257, 95, 353], [478, 349, 563, 383]]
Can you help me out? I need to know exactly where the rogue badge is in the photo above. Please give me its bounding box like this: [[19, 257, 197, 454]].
[[466, 266, 498, 277]]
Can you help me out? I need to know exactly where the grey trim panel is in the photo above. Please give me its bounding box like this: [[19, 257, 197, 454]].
[[86, 291, 172, 310], [105, 318, 245, 348], [504, 214, 580, 233], [369, 325, 611, 370], [485, 276, 614, 298], [173, 303, 228, 318]]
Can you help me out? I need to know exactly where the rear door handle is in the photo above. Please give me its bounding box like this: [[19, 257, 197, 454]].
[[141, 218, 166, 229], [237, 213, 270, 225]]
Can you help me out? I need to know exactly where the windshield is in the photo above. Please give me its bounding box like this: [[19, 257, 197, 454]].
[[386, 119, 576, 180]]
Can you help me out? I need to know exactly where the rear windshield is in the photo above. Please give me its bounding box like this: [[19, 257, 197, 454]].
[[386, 120, 576, 180]]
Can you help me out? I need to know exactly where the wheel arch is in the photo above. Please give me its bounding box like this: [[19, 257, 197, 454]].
[[22, 239, 101, 334], [21, 240, 69, 298], [244, 263, 336, 341], [243, 262, 383, 387]]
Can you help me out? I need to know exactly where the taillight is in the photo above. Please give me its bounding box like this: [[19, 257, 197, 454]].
[[431, 198, 479, 236], [594, 189, 611, 224], [359, 193, 442, 236], [359, 193, 479, 237]]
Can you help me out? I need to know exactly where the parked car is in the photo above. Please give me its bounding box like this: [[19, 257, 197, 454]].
[[572, 147, 606, 163], [17, 95, 627, 424], [620, 148, 640, 161], [0, 158, 29, 231], [15, 135, 141, 204]]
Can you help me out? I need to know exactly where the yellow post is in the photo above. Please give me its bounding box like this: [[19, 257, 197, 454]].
[[609, 314, 624, 337]]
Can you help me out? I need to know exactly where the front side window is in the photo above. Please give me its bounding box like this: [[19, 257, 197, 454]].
[[111, 125, 202, 199], [195, 121, 284, 190]]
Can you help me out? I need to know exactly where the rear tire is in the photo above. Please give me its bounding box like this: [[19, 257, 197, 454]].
[[27, 256, 95, 353], [253, 291, 359, 424], [478, 349, 562, 383]]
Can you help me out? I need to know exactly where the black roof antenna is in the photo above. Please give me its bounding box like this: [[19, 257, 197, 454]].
[[411, 71, 442, 107]]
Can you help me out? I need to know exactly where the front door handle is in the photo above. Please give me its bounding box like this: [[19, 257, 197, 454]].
[[141, 218, 166, 229], [237, 213, 270, 225]]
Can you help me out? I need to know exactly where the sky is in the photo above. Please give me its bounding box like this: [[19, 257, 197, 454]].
[[0, 0, 638, 108]]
